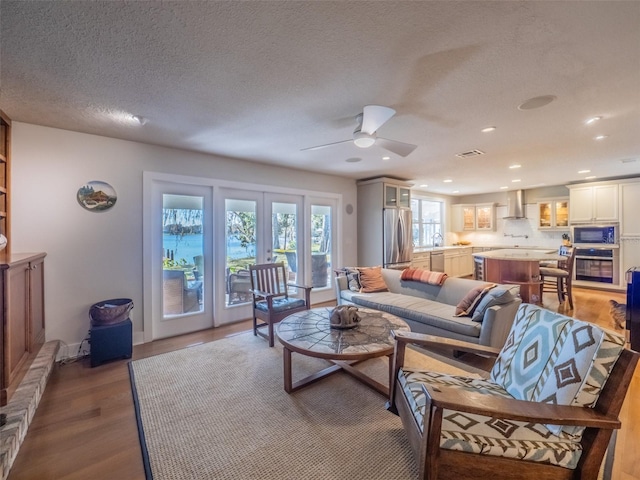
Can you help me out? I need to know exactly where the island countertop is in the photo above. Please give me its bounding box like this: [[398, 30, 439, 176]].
[[472, 248, 562, 261]]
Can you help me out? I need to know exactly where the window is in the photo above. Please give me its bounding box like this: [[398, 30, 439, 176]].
[[411, 197, 443, 247]]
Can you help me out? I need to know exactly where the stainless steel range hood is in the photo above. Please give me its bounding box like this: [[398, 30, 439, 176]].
[[504, 190, 526, 219]]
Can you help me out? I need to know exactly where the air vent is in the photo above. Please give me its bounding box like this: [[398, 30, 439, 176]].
[[455, 149, 485, 158]]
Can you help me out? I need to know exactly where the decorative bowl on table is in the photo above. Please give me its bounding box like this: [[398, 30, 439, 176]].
[[329, 305, 361, 329]]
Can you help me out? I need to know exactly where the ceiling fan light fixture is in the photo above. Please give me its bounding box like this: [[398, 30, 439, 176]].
[[353, 131, 376, 148]]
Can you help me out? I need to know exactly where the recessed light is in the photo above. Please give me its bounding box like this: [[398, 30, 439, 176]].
[[452, 190, 459, 194], [500, 186, 509, 190], [509, 164, 521, 169], [512, 179, 521, 183], [595, 135, 608, 140], [621, 158, 639, 164], [382, 156, 390, 160], [585, 116, 602, 125], [420, 184, 429, 188], [481, 126, 496, 133], [443, 179, 453, 183], [345, 157, 361, 163], [585, 176, 597, 180], [578, 169, 591, 174]]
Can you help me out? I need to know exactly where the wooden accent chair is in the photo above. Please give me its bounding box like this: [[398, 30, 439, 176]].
[[249, 262, 312, 347], [540, 246, 576, 309], [387, 303, 638, 480]]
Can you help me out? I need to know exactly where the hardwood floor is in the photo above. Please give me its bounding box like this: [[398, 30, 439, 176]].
[[7, 288, 639, 480]]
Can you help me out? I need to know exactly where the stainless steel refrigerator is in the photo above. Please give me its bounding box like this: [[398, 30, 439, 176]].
[[383, 208, 413, 269]]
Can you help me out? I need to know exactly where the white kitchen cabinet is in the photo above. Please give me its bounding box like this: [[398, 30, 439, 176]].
[[411, 251, 431, 270], [451, 204, 494, 231], [537, 198, 569, 230], [384, 183, 411, 208], [621, 182, 640, 237], [475, 203, 495, 231], [621, 237, 640, 288], [443, 247, 473, 277], [451, 204, 475, 232], [568, 184, 618, 223]]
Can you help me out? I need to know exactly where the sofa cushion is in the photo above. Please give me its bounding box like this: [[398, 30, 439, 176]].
[[470, 285, 520, 322], [399, 368, 582, 469], [357, 266, 389, 293], [349, 292, 481, 337], [455, 283, 495, 316]]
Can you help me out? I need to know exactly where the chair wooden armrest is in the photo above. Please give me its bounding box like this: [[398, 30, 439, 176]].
[[287, 283, 313, 291], [422, 384, 621, 429], [392, 330, 501, 358]]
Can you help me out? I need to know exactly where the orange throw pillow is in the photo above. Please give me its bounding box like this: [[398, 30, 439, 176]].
[[357, 266, 389, 293]]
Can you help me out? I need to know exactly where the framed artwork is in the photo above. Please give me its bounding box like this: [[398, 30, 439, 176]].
[[77, 181, 117, 212]]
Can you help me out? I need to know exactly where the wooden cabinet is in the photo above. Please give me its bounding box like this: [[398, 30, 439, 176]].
[[0, 110, 10, 252], [411, 251, 431, 270], [568, 184, 618, 223], [452, 204, 495, 231], [537, 198, 569, 230], [1, 253, 46, 406]]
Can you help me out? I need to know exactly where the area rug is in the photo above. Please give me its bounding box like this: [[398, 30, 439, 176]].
[[128, 332, 485, 480]]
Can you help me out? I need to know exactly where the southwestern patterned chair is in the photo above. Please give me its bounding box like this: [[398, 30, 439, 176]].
[[388, 303, 638, 479]]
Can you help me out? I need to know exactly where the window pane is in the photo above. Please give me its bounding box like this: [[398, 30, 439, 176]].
[[311, 204, 331, 288], [225, 199, 256, 306], [163, 194, 204, 316]]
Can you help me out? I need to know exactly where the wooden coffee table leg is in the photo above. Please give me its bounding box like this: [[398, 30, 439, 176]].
[[283, 346, 293, 393]]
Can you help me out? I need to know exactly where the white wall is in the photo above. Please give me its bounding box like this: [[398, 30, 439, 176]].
[[11, 123, 358, 350]]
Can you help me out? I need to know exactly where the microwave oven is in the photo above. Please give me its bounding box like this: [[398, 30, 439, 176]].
[[571, 224, 618, 245]]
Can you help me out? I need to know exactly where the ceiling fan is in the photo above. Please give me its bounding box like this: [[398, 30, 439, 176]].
[[301, 105, 418, 157]]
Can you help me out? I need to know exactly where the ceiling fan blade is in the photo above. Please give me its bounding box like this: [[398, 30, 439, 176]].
[[361, 105, 396, 135], [376, 138, 418, 157], [300, 139, 352, 152]]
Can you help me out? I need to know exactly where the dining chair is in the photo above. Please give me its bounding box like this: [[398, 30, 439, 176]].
[[540, 245, 576, 308], [249, 262, 312, 346]]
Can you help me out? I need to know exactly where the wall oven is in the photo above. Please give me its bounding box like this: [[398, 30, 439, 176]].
[[574, 246, 620, 285], [571, 225, 620, 286]]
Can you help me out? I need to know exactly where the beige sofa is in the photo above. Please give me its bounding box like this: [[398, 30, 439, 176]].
[[335, 268, 522, 349]]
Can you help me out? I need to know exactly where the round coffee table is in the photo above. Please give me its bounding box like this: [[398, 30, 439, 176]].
[[276, 307, 410, 395]]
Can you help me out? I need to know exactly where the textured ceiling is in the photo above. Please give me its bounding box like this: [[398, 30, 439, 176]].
[[1, 1, 639, 195]]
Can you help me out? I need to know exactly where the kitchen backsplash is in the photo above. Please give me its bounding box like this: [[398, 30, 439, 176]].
[[448, 204, 568, 249]]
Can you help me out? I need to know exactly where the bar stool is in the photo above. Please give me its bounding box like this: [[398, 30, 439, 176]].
[[540, 246, 575, 308]]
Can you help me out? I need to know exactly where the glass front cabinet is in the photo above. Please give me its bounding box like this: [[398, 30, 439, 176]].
[[537, 198, 569, 230], [384, 183, 411, 208]]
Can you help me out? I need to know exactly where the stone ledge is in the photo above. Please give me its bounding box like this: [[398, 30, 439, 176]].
[[0, 340, 60, 480]]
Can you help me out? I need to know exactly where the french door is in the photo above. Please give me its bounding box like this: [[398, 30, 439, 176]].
[[144, 174, 340, 340], [147, 181, 214, 340], [216, 189, 304, 325]]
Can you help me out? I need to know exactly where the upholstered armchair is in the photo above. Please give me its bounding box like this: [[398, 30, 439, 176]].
[[388, 303, 638, 480]]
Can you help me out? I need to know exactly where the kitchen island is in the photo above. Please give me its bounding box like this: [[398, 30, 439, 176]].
[[472, 249, 563, 304]]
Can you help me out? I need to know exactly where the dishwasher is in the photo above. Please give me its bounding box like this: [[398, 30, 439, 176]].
[[431, 251, 444, 272]]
